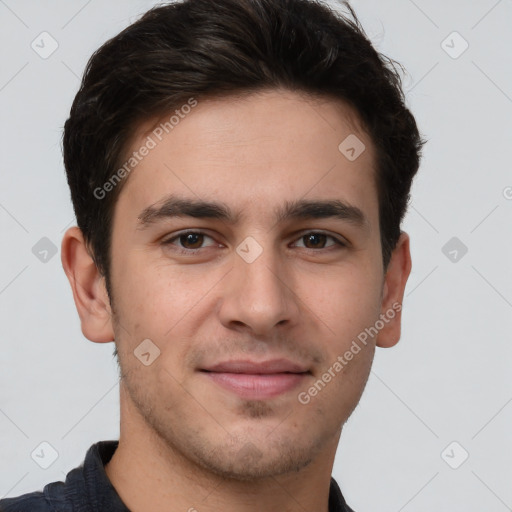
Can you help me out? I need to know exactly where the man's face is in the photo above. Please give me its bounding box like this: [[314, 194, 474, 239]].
[[108, 89, 388, 479]]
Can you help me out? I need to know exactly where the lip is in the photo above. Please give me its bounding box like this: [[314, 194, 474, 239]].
[[200, 359, 310, 400], [202, 359, 309, 374]]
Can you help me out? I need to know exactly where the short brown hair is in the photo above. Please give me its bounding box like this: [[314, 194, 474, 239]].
[[63, 0, 424, 296]]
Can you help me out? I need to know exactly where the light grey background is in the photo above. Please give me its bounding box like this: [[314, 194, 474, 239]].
[[1, 0, 511, 510]]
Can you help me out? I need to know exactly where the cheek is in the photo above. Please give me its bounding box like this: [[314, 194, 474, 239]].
[[299, 267, 382, 401], [110, 255, 211, 375], [300, 263, 383, 335], [112, 254, 190, 330]]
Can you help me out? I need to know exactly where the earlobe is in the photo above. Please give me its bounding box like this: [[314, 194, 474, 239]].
[[61, 227, 115, 343], [376, 232, 412, 348]]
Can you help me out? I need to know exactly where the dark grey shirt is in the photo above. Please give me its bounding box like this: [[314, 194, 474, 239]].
[[0, 441, 355, 511]]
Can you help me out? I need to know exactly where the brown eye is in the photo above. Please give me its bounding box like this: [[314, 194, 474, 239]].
[[303, 233, 327, 249], [293, 232, 345, 250], [179, 232, 204, 249], [162, 231, 217, 252]]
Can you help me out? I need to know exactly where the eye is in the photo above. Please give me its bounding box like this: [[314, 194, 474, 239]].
[[162, 231, 218, 251], [292, 232, 345, 250]]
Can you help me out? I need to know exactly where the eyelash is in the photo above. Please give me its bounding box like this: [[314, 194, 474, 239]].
[[161, 230, 347, 254]]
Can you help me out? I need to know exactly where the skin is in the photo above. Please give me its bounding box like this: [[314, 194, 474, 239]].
[[61, 88, 411, 512]]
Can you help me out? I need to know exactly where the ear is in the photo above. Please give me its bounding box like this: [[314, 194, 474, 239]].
[[61, 227, 115, 343], [376, 232, 412, 348]]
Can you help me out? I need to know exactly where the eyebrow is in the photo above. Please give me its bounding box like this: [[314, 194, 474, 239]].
[[137, 195, 368, 229], [138, 196, 239, 227], [275, 198, 367, 227]]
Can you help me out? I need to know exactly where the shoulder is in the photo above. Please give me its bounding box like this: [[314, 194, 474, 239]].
[[0, 478, 75, 512], [0, 441, 120, 512], [0, 490, 55, 512]]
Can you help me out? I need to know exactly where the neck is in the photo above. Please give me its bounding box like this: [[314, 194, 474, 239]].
[[104, 384, 340, 512]]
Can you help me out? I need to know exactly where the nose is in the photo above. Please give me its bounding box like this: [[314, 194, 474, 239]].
[[217, 243, 300, 336]]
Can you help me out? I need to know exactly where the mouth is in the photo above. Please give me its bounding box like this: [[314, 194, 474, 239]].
[[199, 359, 311, 400]]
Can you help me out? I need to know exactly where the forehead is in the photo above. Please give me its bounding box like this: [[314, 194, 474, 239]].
[[114, 89, 378, 227]]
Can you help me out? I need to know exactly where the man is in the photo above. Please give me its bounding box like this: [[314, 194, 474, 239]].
[[0, 0, 423, 510]]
